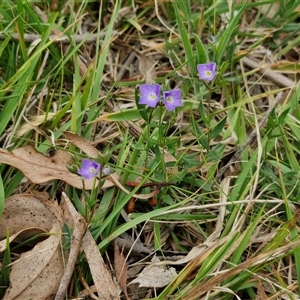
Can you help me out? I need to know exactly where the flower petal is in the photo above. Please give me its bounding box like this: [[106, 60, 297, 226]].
[[197, 62, 216, 81], [139, 84, 161, 108], [163, 89, 182, 111], [78, 159, 101, 179]]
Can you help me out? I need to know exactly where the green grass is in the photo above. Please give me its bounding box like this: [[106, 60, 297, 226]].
[[1, 0, 300, 299]]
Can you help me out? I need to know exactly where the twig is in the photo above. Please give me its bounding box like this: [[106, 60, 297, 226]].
[[215, 91, 288, 183], [242, 57, 295, 88], [0, 32, 120, 44]]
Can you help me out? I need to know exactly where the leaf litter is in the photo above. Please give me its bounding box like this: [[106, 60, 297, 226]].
[[0, 132, 121, 299], [0, 193, 64, 300], [129, 256, 177, 288], [0, 145, 114, 190]]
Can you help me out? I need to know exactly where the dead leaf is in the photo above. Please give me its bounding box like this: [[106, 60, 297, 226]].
[[0, 194, 64, 300], [0, 228, 47, 252], [83, 231, 120, 300], [63, 131, 99, 159], [260, 2, 280, 19], [114, 241, 129, 300], [136, 53, 156, 82], [4, 222, 63, 300], [0, 194, 58, 237], [0, 145, 114, 190], [61, 192, 120, 300], [130, 256, 177, 288]]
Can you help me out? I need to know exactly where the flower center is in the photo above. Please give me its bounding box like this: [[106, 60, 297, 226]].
[[166, 96, 173, 103], [89, 167, 97, 174], [149, 93, 156, 100], [205, 71, 212, 77]]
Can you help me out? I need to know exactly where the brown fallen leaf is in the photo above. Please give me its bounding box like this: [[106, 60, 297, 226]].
[[0, 145, 114, 190], [55, 193, 87, 300], [0, 194, 65, 300], [63, 131, 99, 159], [83, 230, 121, 300], [129, 255, 177, 288], [61, 192, 120, 300], [114, 241, 129, 300], [4, 222, 63, 300], [0, 227, 47, 252], [136, 52, 156, 81]]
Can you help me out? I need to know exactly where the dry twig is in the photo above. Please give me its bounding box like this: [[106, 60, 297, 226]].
[[242, 57, 295, 88]]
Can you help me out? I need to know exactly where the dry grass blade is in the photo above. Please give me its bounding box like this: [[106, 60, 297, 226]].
[[181, 239, 300, 300], [1, 1, 300, 299], [0, 32, 119, 43], [242, 57, 295, 88]]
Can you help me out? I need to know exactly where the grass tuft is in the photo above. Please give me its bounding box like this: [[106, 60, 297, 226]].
[[1, 1, 300, 299]]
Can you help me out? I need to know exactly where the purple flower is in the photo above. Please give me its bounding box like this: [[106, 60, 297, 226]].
[[139, 84, 161, 108], [197, 62, 216, 81], [163, 89, 182, 111], [78, 159, 101, 179]]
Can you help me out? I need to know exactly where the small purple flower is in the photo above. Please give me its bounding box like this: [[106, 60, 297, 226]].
[[163, 89, 182, 111], [197, 62, 216, 81], [139, 84, 161, 108], [78, 159, 101, 179]]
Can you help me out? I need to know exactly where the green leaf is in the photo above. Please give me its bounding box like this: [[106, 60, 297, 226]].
[[210, 117, 227, 140], [173, 2, 195, 72], [0, 173, 4, 218], [215, 3, 246, 64], [96, 109, 142, 122], [193, 34, 208, 64], [191, 116, 209, 150]]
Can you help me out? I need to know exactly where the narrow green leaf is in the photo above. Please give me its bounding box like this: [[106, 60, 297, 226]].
[[0, 173, 4, 218], [193, 34, 208, 64], [0, 231, 11, 298], [210, 117, 227, 140], [215, 3, 246, 64], [96, 109, 142, 122], [173, 2, 195, 72]]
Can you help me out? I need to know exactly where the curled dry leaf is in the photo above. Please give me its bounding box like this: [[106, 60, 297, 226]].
[[136, 52, 156, 80], [0, 194, 65, 300], [130, 256, 177, 288], [0, 227, 47, 252], [0, 145, 114, 190], [63, 131, 99, 159]]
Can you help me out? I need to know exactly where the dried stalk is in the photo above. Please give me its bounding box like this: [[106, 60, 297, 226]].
[[242, 56, 295, 88], [0, 31, 120, 44]]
